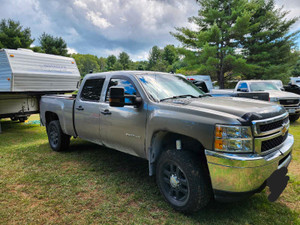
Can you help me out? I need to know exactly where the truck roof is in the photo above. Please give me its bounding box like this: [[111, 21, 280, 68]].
[[85, 71, 178, 79]]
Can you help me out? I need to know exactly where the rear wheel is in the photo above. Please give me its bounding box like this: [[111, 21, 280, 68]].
[[47, 120, 70, 151], [156, 150, 212, 213], [289, 114, 299, 123]]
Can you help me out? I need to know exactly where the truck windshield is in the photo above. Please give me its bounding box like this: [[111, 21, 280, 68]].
[[137, 74, 205, 101], [249, 82, 280, 91]]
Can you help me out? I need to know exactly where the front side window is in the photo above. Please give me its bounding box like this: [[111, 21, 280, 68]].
[[80, 79, 105, 101], [106, 78, 137, 103]]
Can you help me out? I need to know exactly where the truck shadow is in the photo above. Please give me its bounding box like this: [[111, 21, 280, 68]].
[[43, 138, 298, 223]]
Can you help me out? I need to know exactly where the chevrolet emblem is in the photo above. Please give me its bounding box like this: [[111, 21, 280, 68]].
[[282, 125, 287, 135]]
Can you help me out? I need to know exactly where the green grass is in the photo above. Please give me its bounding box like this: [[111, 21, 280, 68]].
[[0, 115, 299, 224]]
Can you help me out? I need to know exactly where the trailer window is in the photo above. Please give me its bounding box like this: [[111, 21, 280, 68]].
[[81, 79, 105, 102]]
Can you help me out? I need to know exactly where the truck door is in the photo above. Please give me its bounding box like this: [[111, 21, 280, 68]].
[[99, 76, 147, 158], [74, 78, 105, 143]]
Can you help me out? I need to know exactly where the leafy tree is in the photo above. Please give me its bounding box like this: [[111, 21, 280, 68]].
[[148, 46, 162, 69], [172, 0, 252, 88], [39, 32, 68, 56], [241, 0, 299, 82], [0, 19, 34, 49], [134, 61, 148, 70], [148, 46, 169, 71], [163, 45, 179, 65], [118, 52, 130, 70], [98, 57, 107, 71], [112, 61, 123, 71], [106, 55, 117, 71], [72, 54, 100, 76]]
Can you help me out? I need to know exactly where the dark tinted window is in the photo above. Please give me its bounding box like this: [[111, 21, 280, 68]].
[[81, 79, 105, 101], [106, 78, 137, 103]]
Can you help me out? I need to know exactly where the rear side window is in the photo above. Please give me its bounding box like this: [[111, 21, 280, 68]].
[[80, 79, 105, 102]]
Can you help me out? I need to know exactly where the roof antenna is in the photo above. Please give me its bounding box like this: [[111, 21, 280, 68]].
[[89, 69, 93, 73]]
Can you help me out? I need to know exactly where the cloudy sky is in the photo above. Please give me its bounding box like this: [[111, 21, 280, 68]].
[[0, 0, 299, 61]]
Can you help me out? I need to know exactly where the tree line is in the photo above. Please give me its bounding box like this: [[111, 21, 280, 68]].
[[0, 0, 299, 88]]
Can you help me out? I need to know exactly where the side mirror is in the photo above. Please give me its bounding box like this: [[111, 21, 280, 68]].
[[280, 88, 285, 91], [109, 87, 125, 107]]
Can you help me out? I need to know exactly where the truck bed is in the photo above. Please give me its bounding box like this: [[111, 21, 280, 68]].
[[40, 94, 77, 137]]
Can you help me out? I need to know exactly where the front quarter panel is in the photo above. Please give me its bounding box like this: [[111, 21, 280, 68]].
[[145, 102, 241, 156]]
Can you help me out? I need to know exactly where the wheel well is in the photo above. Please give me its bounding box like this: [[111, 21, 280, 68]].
[[45, 111, 59, 126], [149, 131, 208, 176]]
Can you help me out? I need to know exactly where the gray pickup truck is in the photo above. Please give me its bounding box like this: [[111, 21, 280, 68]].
[[40, 71, 293, 212]]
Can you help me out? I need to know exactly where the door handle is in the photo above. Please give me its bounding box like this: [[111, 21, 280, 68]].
[[101, 109, 111, 115], [76, 106, 84, 111]]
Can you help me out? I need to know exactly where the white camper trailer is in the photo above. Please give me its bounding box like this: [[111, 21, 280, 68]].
[[0, 48, 80, 123]]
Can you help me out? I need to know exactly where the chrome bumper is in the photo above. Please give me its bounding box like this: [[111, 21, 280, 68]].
[[205, 134, 293, 193], [284, 106, 300, 114]]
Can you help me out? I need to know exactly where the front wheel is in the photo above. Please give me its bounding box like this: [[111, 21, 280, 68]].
[[156, 150, 212, 213], [289, 114, 299, 123], [47, 120, 70, 151]]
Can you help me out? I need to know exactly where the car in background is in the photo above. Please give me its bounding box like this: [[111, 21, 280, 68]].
[[284, 77, 300, 95]]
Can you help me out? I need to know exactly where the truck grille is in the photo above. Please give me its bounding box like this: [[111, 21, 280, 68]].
[[261, 132, 288, 152], [259, 117, 289, 132], [252, 112, 289, 154], [279, 99, 299, 106]]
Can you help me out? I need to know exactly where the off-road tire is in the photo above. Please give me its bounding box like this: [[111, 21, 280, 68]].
[[47, 120, 70, 151], [289, 114, 299, 123], [156, 149, 212, 213]]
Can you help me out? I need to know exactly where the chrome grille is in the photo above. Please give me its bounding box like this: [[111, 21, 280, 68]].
[[252, 112, 289, 154], [261, 132, 288, 152], [259, 116, 289, 132], [279, 99, 299, 106], [252, 112, 289, 137]]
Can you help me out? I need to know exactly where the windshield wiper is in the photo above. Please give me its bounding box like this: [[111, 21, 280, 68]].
[[160, 94, 198, 102]]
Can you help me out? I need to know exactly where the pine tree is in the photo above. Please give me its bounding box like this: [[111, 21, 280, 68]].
[[241, 0, 299, 82], [172, 0, 252, 88]]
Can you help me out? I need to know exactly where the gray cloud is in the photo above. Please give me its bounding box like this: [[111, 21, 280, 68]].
[[0, 0, 299, 60]]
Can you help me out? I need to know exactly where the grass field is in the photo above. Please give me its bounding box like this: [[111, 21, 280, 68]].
[[0, 115, 299, 224]]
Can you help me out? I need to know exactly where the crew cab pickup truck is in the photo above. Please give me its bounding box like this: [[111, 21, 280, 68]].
[[211, 80, 300, 122], [40, 71, 293, 212]]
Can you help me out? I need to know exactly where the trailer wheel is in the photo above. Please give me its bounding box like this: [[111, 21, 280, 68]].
[[156, 149, 212, 213], [19, 116, 27, 123], [289, 115, 299, 123], [10, 117, 18, 122], [47, 120, 70, 151]]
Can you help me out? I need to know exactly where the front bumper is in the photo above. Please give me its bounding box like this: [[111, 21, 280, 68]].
[[284, 106, 300, 115], [205, 134, 293, 200]]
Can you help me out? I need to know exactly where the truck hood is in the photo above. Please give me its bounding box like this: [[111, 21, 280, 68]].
[[267, 90, 300, 99], [163, 96, 285, 121]]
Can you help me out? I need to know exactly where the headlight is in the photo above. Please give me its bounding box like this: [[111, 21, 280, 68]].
[[269, 97, 279, 104], [214, 125, 253, 152]]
